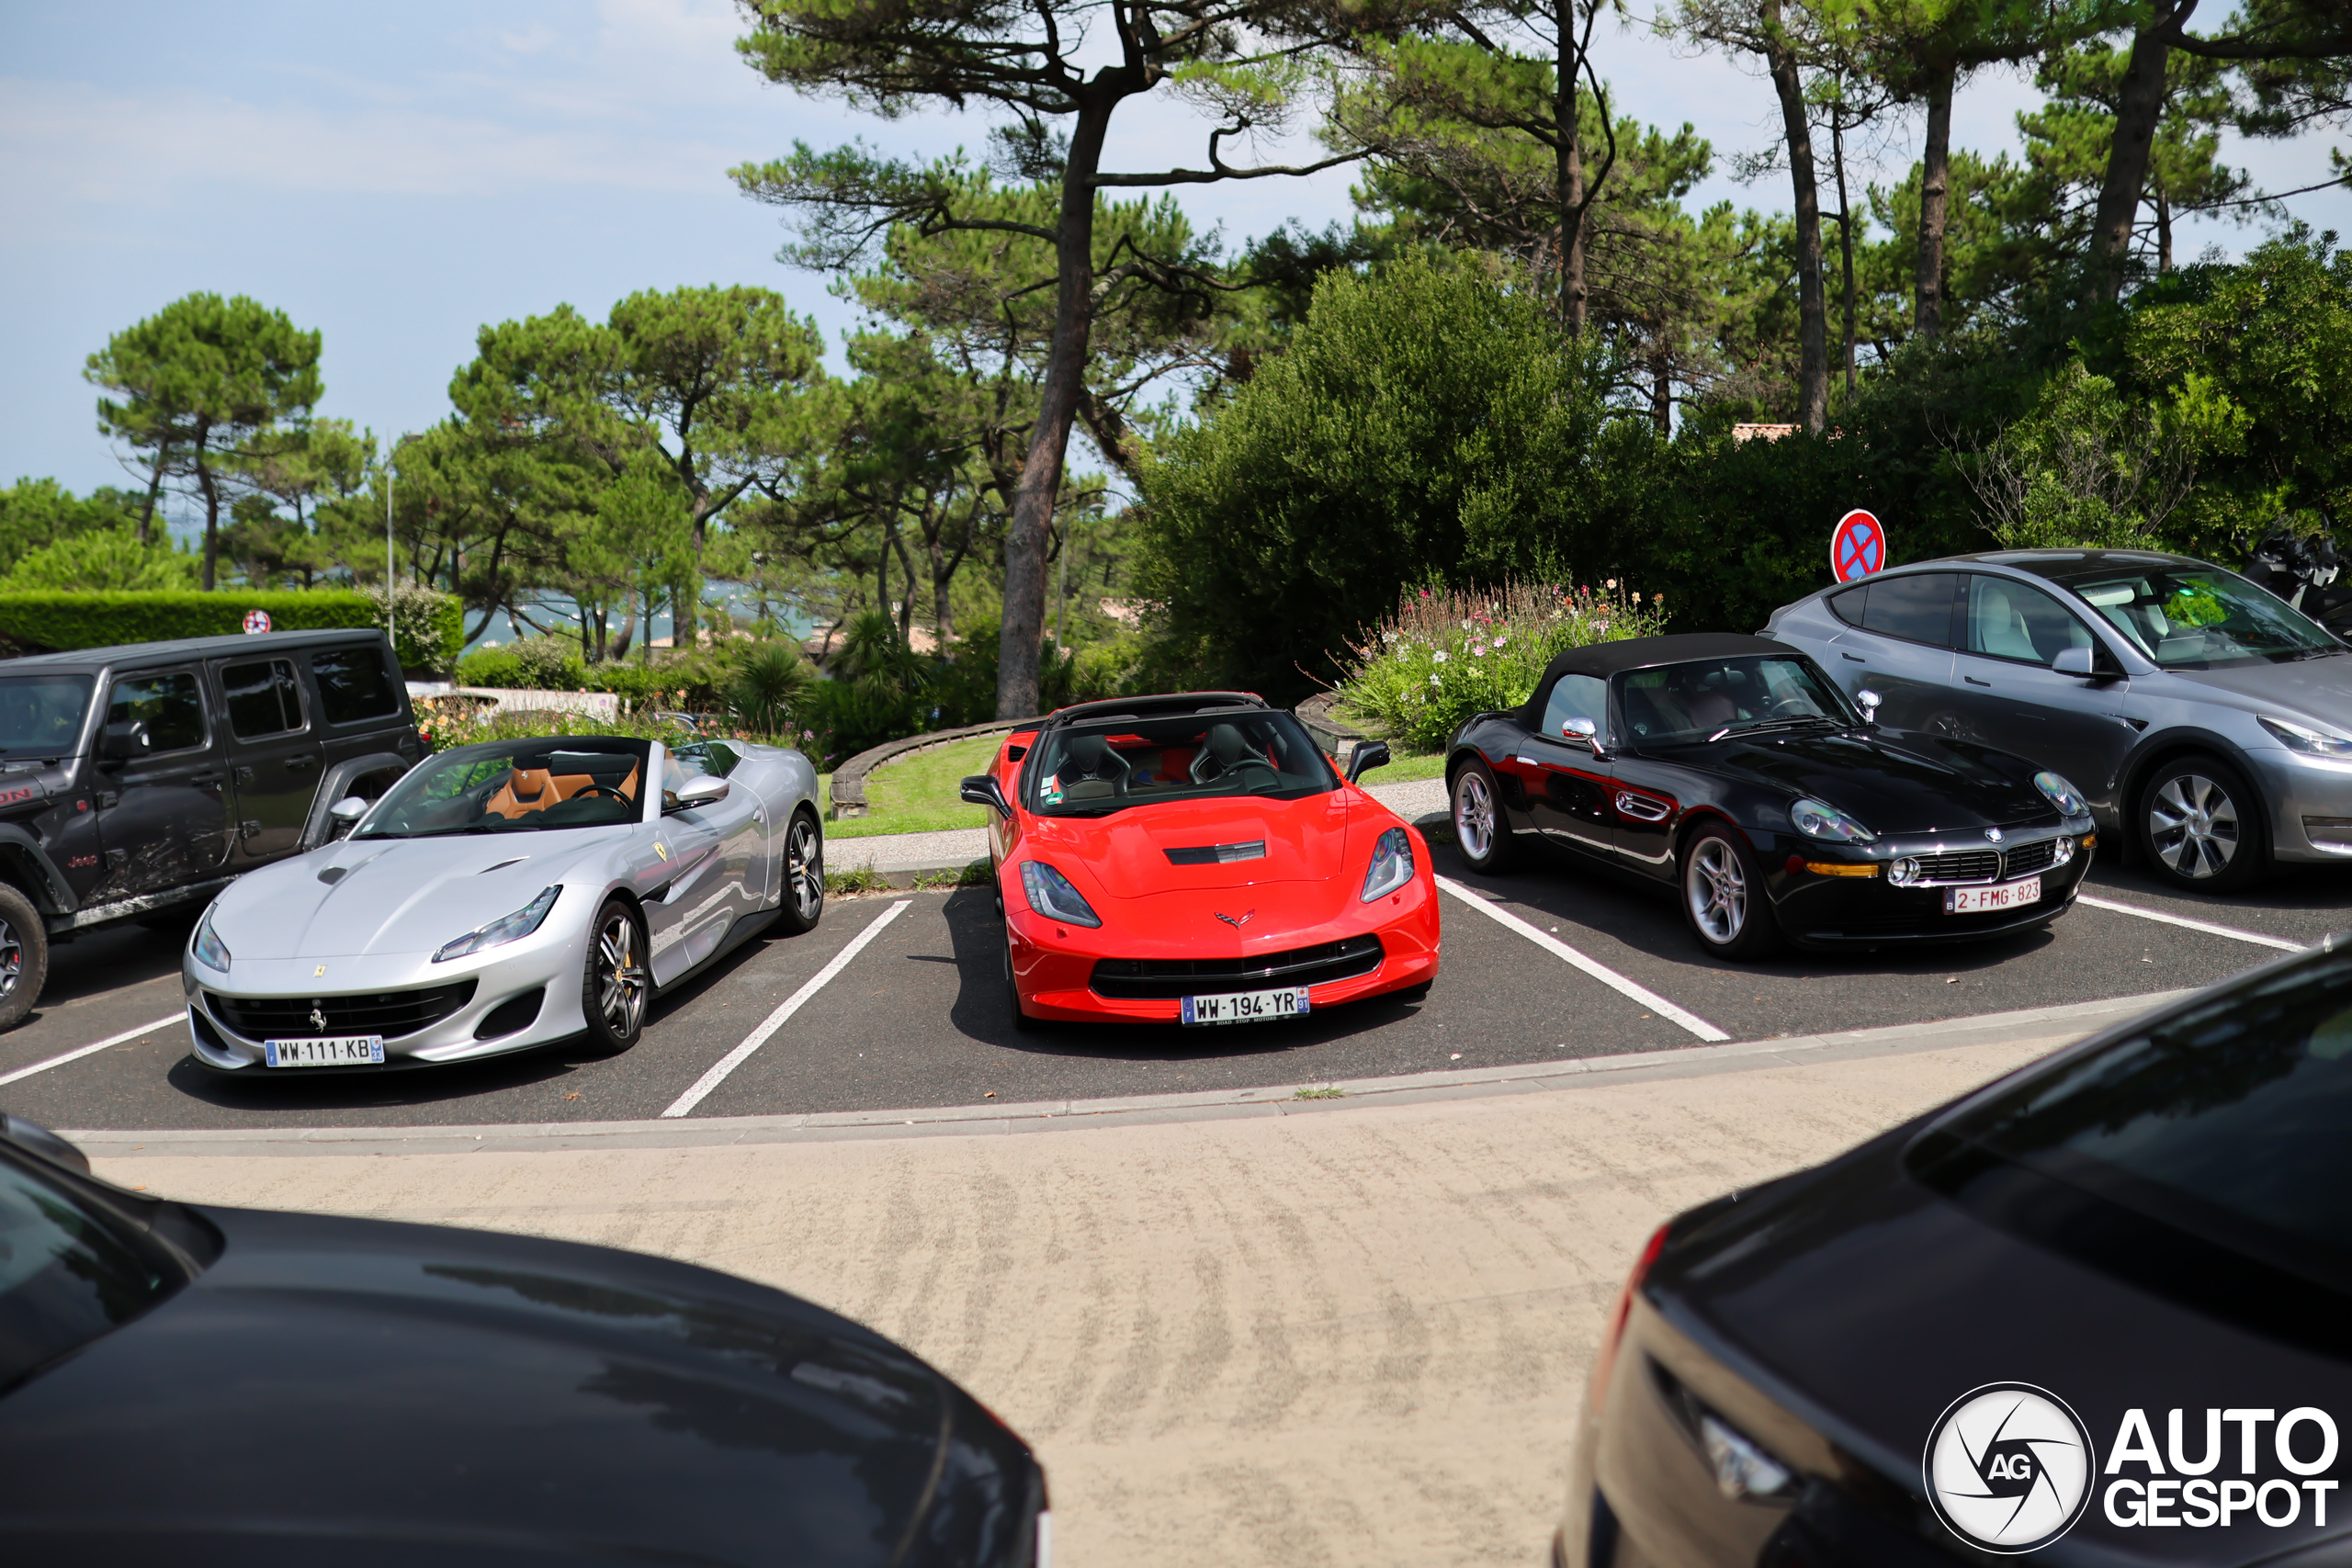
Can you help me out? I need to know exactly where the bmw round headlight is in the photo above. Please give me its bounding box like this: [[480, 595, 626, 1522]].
[[191, 906, 231, 973], [2032, 771, 2088, 818], [1791, 797, 1874, 843]]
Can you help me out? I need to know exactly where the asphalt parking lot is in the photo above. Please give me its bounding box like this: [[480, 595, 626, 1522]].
[[0, 829, 2339, 1134]]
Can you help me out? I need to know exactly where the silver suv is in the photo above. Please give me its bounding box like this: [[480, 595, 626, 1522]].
[[1764, 549, 2352, 891]]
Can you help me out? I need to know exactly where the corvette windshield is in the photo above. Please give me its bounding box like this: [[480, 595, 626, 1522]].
[[1025, 710, 1338, 816], [2067, 568, 2336, 668], [1618, 656, 1855, 745], [355, 739, 649, 838]]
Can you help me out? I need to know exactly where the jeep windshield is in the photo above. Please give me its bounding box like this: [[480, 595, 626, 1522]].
[[2068, 568, 2338, 668], [355, 739, 649, 838], [0, 676, 93, 755], [1024, 710, 1339, 817]]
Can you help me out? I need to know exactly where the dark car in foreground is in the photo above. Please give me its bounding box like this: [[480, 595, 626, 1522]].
[[1563, 942, 2352, 1566], [0, 1122, 1046, 1566], [1444, 634, 2096, 958], [0, 629, 420, 1030]]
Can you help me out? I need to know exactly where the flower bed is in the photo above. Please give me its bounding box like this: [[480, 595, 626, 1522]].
[[1332, 580, 1668, 752]]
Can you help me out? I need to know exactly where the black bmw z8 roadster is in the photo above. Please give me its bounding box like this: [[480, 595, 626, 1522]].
[[1443, 634, 2098, 959]]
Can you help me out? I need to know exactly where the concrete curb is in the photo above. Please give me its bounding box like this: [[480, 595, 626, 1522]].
[[69, 988, 2193, 1159]]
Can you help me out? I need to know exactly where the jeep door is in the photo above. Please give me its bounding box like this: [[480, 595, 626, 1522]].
[[214, 656, 323, 863], [304, 642, 408, 775], [92, 668, 232, 897]]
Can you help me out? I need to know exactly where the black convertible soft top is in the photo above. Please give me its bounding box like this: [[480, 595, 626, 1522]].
[[1521, 633, 1798, 728]]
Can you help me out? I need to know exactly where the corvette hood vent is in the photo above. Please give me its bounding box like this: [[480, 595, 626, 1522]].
[[1164, 840, 1266, 866]]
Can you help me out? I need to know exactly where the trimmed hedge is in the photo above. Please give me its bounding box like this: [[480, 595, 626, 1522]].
[[0, 590, 463, 671]]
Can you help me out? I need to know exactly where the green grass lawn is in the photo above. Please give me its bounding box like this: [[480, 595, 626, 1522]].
[[824, 728, 1449, 840], [825, 733, 1001, 840]]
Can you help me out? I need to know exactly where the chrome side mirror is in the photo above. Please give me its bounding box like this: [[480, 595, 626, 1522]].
[[960, 774, 1012, 815], [664, 774, 729, 814], [1856, 689, 1883, 728], [1563, 716, 1599, 741], [2052, 646, 2096, 678]]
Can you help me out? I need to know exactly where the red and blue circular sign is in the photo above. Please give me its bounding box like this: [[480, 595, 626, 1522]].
[[242, 609, 272, 634], [1831, 509, 1885, 583]]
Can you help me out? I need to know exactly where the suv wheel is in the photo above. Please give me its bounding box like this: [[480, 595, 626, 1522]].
[[2139, 755, 2267, 893], [0, 884, 45, 1032]]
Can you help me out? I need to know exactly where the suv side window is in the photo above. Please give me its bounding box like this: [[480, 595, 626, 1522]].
[[1963, 576, 2096, 667], [1539, 673, 1609, 739], [107, 671, 206, 753], [1828, 585, 1868, 627], [311, 647, 400, 726], [220, 660, 305, 739], [1859, 572, 1960, 647]]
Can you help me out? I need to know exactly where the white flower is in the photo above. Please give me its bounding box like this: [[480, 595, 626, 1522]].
[[1432, 649, 1448, 663], [1429, 672, 1442, 685], [1460, 618, 1472, 631]]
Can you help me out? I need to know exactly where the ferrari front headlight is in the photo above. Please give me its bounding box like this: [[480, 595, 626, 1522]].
[[434, 886, 561, 963], [191, 906, 231, 973], [1361, 827, 1414, 902], [1019, 862, 1101, 928]]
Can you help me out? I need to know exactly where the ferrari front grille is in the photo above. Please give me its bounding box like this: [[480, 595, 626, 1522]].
[[205, 980, 479, 1041], [1090, 935, 1384, 999]]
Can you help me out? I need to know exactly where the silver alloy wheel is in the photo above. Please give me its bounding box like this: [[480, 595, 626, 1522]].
[[1685, 836, 1747, 944], [0, 916, 21, 1000], [787, 817, 822, 919], [1454, 770, 1497, 862], [2147, 773, 2240, 880], [596, 910, 649, 1038]]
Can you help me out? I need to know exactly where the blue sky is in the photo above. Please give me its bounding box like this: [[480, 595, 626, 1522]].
[[3, 0, 2344, 508]]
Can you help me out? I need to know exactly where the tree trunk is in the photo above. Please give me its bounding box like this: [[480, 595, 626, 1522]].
[[2090, 3, 2188, 304], [1760, 0, 1830, 431], [2155, 182, 2174, 273], [1555, 10, 1588, 333], [1650, 351, 1672, 434], [135, 450, 167, 547], [1914, 64, 1954, 341], [195, 441, 220, 591], [995, 104, 1110, 719], [1833, 116, 1857, 400]]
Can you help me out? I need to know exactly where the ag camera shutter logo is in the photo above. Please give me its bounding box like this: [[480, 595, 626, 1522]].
[[1924, 1383, 2097, 1553]]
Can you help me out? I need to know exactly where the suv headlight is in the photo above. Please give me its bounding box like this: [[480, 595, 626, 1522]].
[[1020, 862, 1102, 928], [2033, 770, 2089, 816], [1361, 827, 1414, 902], [434, 886, 561, 963], [2260, 715, 2352, 760], [191, 906, 231, 973], [1791, 797, 1873, 842]]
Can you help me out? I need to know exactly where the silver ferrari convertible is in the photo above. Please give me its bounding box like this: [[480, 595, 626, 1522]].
[[180, 734, 824, 1070]]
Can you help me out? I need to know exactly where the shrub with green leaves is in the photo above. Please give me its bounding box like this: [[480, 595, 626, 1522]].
[[0, 528, 199, 592], [1335, 579, 1668, 752]]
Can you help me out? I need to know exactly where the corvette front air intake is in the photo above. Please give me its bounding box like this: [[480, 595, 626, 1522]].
[[1089, 936, 1382, 999]]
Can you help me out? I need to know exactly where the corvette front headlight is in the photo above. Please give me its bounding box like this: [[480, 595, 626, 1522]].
[[1020, 862, 1101, 928], [2033, 770, 2089, 817], [191, 906, 231, 973], [434, 886, 561, 963], [1791, 797, 1873, 842], [1361, 827, 1414, 902], [2260, 715, 2352, 761]]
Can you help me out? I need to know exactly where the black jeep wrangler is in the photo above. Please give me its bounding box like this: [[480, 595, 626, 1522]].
[[0, 629, 421, 1028]]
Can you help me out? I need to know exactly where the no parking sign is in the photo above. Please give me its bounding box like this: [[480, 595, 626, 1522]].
[[242, 609, 272, 634], [1831, 509, 1885, 582]]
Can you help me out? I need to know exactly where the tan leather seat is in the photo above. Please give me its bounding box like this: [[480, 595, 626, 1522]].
[[482, 768, 556, 819]]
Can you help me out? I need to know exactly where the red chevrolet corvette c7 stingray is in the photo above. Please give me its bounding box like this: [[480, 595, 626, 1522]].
[[959, 692, 1442, 1028]]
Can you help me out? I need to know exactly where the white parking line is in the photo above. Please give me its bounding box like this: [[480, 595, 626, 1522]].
[[0, 1011, 186, 1088], [661, 899, 912, 1119], [1436, 876, 1730, 1041], [2075, 893, 2306, 953]]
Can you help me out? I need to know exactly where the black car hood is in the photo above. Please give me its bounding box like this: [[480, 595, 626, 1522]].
[[1656, 1135, 2352, 1564], [0, 1206, 1032, 1566], [1654, 728, 2053, 836]]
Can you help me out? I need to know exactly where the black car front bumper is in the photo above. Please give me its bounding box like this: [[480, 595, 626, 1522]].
[[1767, 830, 2093, 950]]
